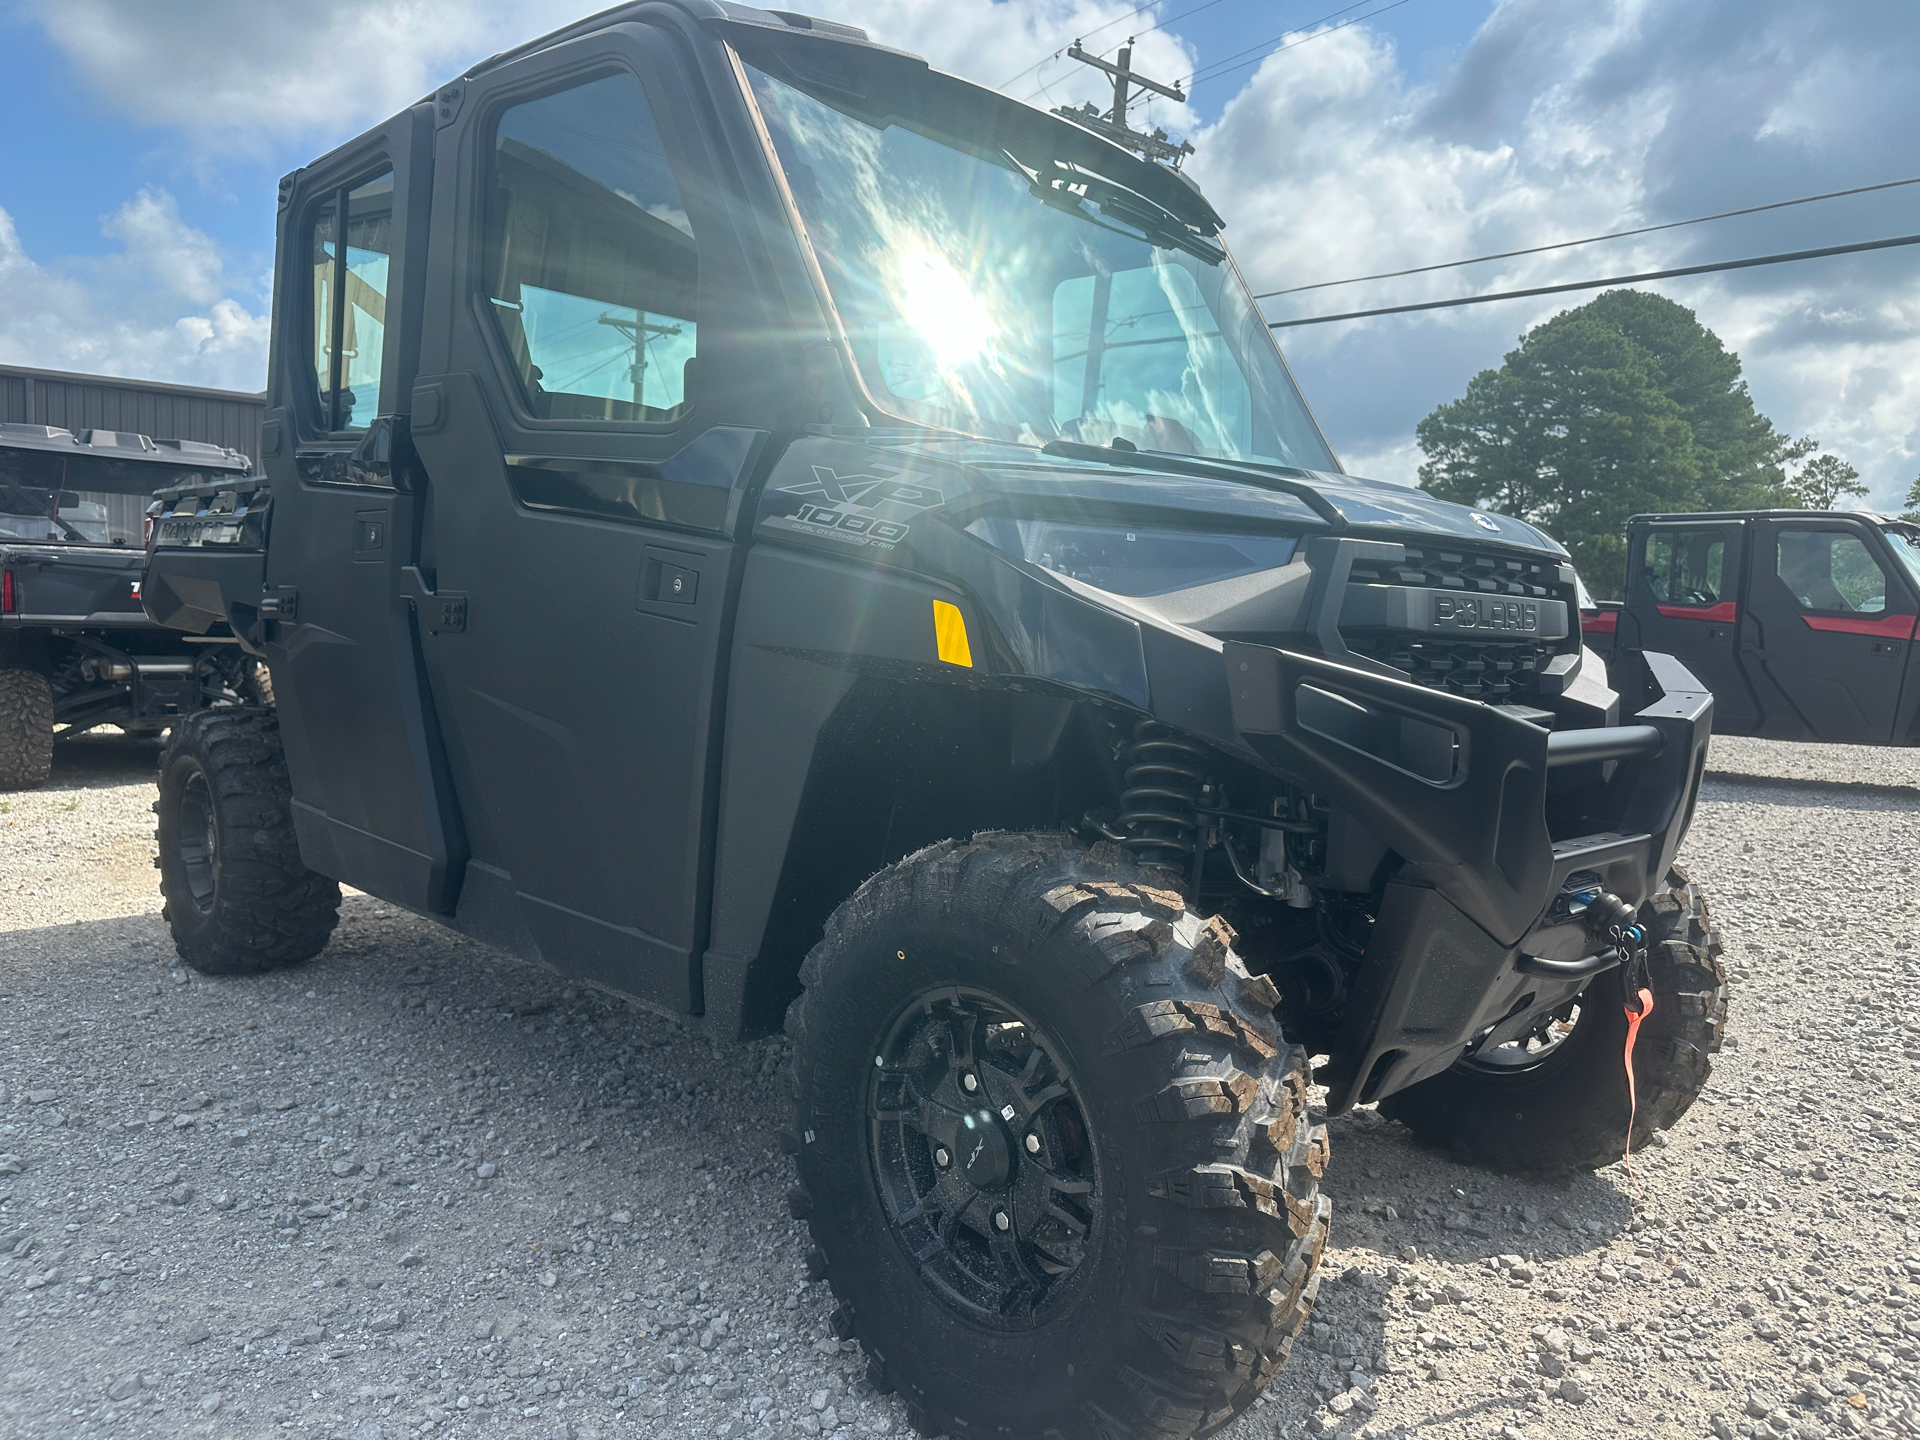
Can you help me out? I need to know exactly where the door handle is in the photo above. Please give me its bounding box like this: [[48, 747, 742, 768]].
[[402, 566, 468, 635]]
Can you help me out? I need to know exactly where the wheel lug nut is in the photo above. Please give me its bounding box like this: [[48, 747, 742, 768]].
[[1024, 1133, 1041, 1154], [994, 1210, 1011, 1232], [934, 1147, 951, 1168], [961, 1073, 979, 1093]]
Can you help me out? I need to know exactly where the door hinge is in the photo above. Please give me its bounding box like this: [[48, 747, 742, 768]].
[[402, 566, 467, 635], [259, 586, 299, 622]]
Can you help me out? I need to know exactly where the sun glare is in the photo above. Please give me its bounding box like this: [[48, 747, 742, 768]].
[[889, 242, 995, 372]]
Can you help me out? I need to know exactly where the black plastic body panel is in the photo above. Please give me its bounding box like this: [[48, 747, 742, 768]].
[[1223, 638, 1710, 1110]]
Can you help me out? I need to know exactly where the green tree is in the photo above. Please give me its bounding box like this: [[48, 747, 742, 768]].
[[1418, 289, 1805, 596], [1788, 452, 1867, 510], [1902, 473, 1920, 525]]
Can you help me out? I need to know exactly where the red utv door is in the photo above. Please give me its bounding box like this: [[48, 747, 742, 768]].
[[1745, 517, 1917, 744], [1624, 519, 1761, 733]]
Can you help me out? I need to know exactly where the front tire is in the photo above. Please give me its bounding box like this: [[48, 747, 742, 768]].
[[0, 667, 54, 790], [1380, 864, 1727, 1172], [155, 709, 340, 974], [786, 832, 1329, 1440]]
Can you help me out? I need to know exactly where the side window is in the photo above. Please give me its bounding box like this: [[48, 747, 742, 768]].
[[1641, 529, 1725, 605], [484, 72, 697, 424], [305, 170, 394, 431], [1777, 530, 1887, 615]]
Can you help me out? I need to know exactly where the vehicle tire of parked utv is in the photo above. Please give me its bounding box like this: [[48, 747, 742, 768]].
[[241, 659, 275, 709], [0, 667, 55, 791], [785, 832, 1331, 1440], [1379, 864, 1727, 1173], [155, 708, 340, 975]]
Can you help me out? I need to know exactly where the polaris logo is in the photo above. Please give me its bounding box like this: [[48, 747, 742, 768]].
[[1470, 512, 1501, 533], [1433, 596, 1539, 633]]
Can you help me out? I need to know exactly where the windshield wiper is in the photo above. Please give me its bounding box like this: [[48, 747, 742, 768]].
[[1039, 438, 1346, 529], [0, 481, 89, 543], [1005, 154, 1225, 265]]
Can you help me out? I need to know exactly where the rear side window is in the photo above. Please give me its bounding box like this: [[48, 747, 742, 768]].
[[1776, 530, 1887, 614], [306, 170, 394, 431], [1641, 529, 1725, 605], [483, 72, 697, 424]]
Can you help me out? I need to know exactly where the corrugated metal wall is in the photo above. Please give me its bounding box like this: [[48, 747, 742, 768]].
[[0, 364, 266, 465]]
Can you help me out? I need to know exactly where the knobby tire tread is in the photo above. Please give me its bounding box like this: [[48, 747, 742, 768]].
[[155, 708, 340, 974], [0, 667, 55, 790], [786, 832, 1329, 1440], [1379, 863, 1728, 1173]]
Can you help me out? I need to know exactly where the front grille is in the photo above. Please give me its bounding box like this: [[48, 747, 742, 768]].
[[1343, 633, 1553, 701], [1342, 542, 1579, 702], [1347, 542, 1572, 599]]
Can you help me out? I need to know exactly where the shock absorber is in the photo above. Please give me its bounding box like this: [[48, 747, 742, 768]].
[[1116, 721, 1207, 870]]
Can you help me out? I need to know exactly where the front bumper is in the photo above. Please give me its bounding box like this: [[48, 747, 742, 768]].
[[1223, 642, 1712, 1110]]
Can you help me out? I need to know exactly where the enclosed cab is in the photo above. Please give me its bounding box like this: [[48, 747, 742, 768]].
[[1585, 510, 1920, 745], [0, 423, 261, 787], [141, 8, 1727, 1438]]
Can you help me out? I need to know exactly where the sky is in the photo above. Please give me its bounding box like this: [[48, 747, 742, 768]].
[[1, 0, 1916, 508]]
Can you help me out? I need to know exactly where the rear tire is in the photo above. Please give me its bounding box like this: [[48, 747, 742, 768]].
[[0, 667, 54, 790], [155, 708, 340, 974], [786, 832, 1330, 1440], [1379, 865, 1727, 1173]]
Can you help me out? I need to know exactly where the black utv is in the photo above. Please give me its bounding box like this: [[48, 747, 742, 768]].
[[142, 6, 1727, 1437], [0, 423, 263, 788]]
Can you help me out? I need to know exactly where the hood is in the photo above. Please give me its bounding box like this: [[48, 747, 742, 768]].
[[831, 433, 1568, 557]]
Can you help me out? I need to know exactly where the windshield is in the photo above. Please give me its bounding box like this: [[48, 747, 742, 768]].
[[744, 65, 1336, 471], [1883, 525, 1920, 598], [0, 452, 205, 546]]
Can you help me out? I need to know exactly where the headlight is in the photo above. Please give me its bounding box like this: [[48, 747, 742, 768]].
[[964, 517, 1297, 597]]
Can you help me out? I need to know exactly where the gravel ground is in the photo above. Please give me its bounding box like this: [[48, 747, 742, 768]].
[[1, 733, 1917, 1440]]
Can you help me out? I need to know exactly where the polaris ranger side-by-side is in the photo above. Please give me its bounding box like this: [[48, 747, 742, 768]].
[[0, 423, 262, 788], [1584, 509, 1920, 746], [142, 8, 1726, 1437]]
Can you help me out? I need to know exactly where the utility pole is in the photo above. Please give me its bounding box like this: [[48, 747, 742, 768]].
[[1052, 39, 1196, 169]]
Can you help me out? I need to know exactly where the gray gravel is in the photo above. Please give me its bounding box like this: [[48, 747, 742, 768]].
[[1, 733, 1917, 1440]]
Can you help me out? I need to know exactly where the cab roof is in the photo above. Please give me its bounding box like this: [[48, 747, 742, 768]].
[[0, 423, 251, 472]]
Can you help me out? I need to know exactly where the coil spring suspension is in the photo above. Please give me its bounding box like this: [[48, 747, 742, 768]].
[[1117, 721, 1207, 869]]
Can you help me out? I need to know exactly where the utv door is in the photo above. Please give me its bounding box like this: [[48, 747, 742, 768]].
[[1624, 520, 1761, 733], [407, 21, 787, 1010], [1746, 517, 1917, 743], [259, 112, 466, 913]]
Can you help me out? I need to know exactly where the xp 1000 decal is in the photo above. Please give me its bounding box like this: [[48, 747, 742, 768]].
[[764, 466, 946, 553]]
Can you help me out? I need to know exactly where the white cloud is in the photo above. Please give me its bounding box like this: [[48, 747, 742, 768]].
[[0, 195, 268, 391], [13, 0, 1920, 504], [22, 0, 1183, 158], [1186, 0, 1920, 506]]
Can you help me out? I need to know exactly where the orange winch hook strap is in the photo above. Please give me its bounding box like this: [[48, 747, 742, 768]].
[[1620, 986, 1654, 1184]]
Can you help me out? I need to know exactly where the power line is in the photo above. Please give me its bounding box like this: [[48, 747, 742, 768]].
[[998, 2, 1159, 90], [1126, 0, 1412, 111], [1253, 174, 1920, 298], [1014, 0, 1233, 102], [1265, 231, 1920, 328]]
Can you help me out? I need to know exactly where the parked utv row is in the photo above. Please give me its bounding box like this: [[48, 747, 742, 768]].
[[0, 423, 265, 789], [139, 6, 1728, 1438], [1586, 509, 1920, 746]]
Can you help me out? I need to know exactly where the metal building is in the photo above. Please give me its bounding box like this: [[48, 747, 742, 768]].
[[0, 363, 265, 465]]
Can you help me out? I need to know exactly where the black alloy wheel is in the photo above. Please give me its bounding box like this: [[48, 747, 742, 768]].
[[174, 763, 219, 912], [786, 831, 1330, 1440], [868, 987, 1099, 1326]]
